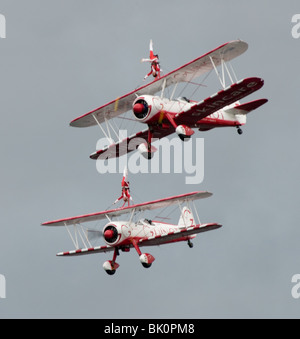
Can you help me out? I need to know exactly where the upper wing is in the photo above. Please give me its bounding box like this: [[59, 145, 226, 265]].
[[42, 191, 212, 227], [55, 223, 222, 257], [70, 40, 248, 128]]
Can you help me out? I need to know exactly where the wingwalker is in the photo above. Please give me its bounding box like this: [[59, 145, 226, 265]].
[[42, 169, 221, 275], [70, 40, 267, 160]]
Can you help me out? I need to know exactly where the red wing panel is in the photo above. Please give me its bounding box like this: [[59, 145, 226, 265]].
[[175, 77, 265, 125], [90, 126, 175, 160], [56, 245, 114, 257], [227, 98, 268, 114]]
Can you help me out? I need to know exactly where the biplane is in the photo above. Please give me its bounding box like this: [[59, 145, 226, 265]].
[[70, 40, 268, 160], [42, 172, 221, 275]]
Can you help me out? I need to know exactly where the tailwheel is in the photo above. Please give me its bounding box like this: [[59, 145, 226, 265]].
[[236, 126, 243, 135], [187, 239, 194, 248]]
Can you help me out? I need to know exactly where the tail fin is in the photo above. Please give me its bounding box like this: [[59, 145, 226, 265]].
[[224, 98, 268, 126], [178, 206, 195, 229]]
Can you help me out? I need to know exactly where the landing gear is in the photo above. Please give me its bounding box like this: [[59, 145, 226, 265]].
[[236, 126, 243, 135], [138, 128, 157, 160], [187, 239, 194, 248], [175, 125, 194, 141], [131, 239, 155, 269], [103, 247, 120, 275]]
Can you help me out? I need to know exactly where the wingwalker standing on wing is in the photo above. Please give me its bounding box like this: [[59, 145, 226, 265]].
[[113, 166, 132, 207], [141, 39, 161, 79]]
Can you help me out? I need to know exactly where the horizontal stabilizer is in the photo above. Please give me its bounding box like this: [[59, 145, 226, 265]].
[[225, 99, 268, 115]]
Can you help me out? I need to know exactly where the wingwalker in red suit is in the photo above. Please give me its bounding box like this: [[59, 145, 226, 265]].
[[141, 39, 161, 80], [114, 167, 132, 207]]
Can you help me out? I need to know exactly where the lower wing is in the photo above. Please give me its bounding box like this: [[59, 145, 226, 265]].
[[139, 223, 222, 247], [90, 126, 174, 160], [56, 223, 221, 257], [175, 77, 265, 125], [56, 245, 114, 257]]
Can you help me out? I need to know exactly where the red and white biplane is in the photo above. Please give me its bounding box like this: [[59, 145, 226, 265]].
[[42, 172, 221, 275], [70, 40, 268, 160]]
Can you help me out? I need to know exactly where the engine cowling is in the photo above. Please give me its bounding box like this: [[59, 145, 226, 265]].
[[103, 224, 119, 244], [132, 95, 163, 123], [102, 222, 130, 246]]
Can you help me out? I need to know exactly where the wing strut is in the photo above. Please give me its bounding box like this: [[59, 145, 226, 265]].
[[64, 222, 93, 250], [92, 114, 114, 145], [209, 56, 238, 89]]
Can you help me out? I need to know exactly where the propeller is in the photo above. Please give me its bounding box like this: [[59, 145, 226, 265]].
[[86, 229, 103, 241]]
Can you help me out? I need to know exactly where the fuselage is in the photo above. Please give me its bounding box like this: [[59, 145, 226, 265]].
[[132, 95, 245, 131], [102, 219, 196, 248]]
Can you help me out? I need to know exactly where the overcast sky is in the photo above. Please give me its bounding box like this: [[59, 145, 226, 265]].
[[0, 0, 299, 319]]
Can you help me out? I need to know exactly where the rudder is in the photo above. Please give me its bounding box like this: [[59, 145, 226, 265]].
[[178, 206, 195, 229]]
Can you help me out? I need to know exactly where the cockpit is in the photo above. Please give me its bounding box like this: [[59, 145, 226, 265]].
[[176, 96, 190, 103], [135, 219, 154, 226]]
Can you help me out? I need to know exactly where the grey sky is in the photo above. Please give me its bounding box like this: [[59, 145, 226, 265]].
[[0, 0, 299, 318]]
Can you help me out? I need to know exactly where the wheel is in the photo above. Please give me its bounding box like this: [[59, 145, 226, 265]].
[[142, 262, 152, 268], [188, 240, 194, 248], [105, 269, 116, 275], [237, 127, 243, 135], [179, 134, 191, 142]]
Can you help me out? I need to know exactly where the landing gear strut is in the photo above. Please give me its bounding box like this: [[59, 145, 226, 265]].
[[103, 247, 120, 275], [131, 239, 155, 268]]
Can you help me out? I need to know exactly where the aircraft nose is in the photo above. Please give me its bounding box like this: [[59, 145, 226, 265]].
[[133, 103, 146, 115], [104, 229, 114, 239]]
